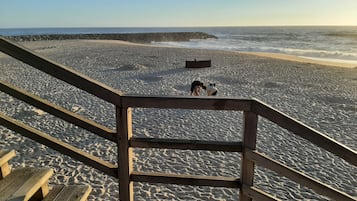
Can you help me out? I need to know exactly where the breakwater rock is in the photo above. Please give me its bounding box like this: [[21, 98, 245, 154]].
[[6, 32, 217, 43]]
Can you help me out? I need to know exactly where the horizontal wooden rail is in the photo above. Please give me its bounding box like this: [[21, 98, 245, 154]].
[[246, 150, 356, 201], [252, 100, 357, 166], [242, 185, 280, 201], [130, 137, 242, 152], [121, 95, 252, 111], [0, 81, 116, 142], [131, 171, 240, 188], [0, 112, 118, 178], [0, 36, 123, 105]]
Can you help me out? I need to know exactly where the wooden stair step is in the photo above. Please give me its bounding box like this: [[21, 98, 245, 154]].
[[0, 167, 53, 201], [0, 150, 16, 166], [43, 185, 92, 201], [0, 150, 16, 179]]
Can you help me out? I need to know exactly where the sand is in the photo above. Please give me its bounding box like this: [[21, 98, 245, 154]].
[[0, 39, 356, 200]]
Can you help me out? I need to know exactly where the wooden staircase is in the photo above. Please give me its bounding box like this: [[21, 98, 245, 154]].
[[0, 150, 92, 201]]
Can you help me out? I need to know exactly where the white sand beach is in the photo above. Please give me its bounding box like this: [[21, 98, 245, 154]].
[[0, 39, 356, 200]]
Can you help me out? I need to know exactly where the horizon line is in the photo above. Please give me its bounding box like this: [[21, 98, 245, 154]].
[[1, 25, 357, 29]]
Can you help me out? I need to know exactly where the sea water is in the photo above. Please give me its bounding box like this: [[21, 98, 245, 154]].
[[1, 26, 357, 64]]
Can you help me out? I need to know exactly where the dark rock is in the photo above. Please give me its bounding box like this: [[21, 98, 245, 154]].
[[5, 32, 217, 43]]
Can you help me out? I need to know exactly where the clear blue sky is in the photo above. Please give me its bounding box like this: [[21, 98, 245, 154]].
[[1, 0, 357, 28]]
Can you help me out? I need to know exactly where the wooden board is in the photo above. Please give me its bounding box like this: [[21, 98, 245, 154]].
[[0, 150, 16, 179], [0, 167, 53, 201], [0, 150, 16, 166], [132, 171, 240, 188], [43, 185, 92, 201]]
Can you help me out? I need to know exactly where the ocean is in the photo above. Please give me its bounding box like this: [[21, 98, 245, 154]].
[[1, 26, 357, 64]]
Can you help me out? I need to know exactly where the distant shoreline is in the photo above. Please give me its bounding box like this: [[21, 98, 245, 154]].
[[4, 32, 217, 43]]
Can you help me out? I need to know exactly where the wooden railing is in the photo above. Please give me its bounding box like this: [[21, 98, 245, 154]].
[[0, 36, 356, 201]]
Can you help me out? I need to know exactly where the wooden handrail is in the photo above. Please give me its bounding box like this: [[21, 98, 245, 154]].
[[246, 150, 356, 201], [0, 113, 118, 178], [0, 80, 116, 142], [131, 171, 241, 188], [0, 36, 123, 105], [242, 185, 281, 201], [252, 99, 357, 166], [121, 94, 252, 111], [130, 137, 242, 152]]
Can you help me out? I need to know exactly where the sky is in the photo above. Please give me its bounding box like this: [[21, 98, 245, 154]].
[[1, 0, 357, 28]]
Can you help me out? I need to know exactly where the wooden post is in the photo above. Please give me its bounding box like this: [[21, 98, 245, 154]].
[[117, 106, 134, 201], [0, 162, 11, 179], [240, 111, 258, 201]]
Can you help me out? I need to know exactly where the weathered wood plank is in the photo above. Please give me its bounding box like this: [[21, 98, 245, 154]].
[[43, 185, 92, 201], [252, 100, 357, 166], [121, 95, 252, 111], [117, 107, 134, 201], [131, 171, 241, 188], [246, 150, 356, 201], [0, 113, 118, 178], [242, 185, 280, 201], [31, 183, 50, 201], [240, 111, 258, 201], [0, 81, 116, 142], [0, 168, 32, 195], [0, 150, 16, 179], [41, 185, 64, 201], [0, 36, 123, 105], [0, 150, 16, 166], [0, 167, 52, 201], [242, 185, 281, 201], [130, 138, 242, 152], [0, 163, 11, 180]]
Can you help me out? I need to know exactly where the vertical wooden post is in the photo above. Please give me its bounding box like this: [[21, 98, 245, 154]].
[[31, 183, 50, 200], [0, 162, 11, 179], [240, 111, 258, 201], [117, 106, 134, 201]]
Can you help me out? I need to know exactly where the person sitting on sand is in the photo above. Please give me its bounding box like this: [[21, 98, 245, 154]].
[[190, 80, 206, 96], [190, 81, 218, 96]]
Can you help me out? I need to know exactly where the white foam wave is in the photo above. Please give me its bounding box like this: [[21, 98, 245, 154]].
[[152, 39, 357, 64]]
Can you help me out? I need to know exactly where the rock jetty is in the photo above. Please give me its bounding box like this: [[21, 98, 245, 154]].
[[5, 32, 217, 43]]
